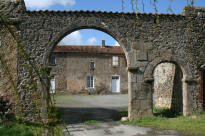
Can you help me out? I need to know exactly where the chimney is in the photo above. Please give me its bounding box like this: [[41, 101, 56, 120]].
[[102, 40, 105, 48]]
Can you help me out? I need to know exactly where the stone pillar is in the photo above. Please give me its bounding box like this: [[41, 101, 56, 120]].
[[183, 77, 196, 116], [128, 70, 152, 120]]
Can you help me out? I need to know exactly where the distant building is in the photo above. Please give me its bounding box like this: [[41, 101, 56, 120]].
[[49, 42, 128, 94]]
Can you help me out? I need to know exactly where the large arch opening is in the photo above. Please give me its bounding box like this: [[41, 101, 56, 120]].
[[48, 28, 129, 123], [152, 62, 183, 117]]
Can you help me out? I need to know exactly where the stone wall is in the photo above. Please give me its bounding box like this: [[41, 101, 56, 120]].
[[50, 53, 128, 94], [1, 0, 205, 119]]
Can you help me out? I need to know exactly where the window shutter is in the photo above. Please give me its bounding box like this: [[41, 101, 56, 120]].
[[118, 56, 120, 66], [91, 76, 93, 88]]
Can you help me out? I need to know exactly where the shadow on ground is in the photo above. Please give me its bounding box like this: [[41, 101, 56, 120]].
[[58, 107, 127, 124]]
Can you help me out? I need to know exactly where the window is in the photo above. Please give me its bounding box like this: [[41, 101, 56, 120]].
[[90, 61, 95, 70], [50, 76, 55, 93], [51, 53, 56, 65], [87, 75, 94, 88], [112, 56, 119, 66]]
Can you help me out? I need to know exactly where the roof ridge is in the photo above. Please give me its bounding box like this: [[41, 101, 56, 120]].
[[53, 45, 124, 54], [26, 10, 182, 16]]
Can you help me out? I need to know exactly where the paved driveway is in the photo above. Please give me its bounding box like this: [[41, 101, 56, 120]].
[[55, 94, 182, 136], [56, 94, 128, 108], [55, 94, 128, 123]]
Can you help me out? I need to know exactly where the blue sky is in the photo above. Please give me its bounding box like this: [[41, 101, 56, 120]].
[[24, 0, 205, 46]]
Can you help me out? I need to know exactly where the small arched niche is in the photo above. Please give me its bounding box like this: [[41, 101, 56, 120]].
[[152, 62, 183, 116]]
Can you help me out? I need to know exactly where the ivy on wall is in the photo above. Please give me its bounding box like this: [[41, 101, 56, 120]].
[[0, 14, 62, 135]]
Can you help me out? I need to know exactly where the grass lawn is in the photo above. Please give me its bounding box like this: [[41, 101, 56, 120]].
[[123, 109, 205, 135], [0, 120, 64, 136], [0, 107, 64, 136], [0, 121, 63, 136], [0, 122, 34, 136]]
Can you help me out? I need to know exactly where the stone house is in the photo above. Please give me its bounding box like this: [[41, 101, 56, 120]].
[[49, 43, 128, 94]]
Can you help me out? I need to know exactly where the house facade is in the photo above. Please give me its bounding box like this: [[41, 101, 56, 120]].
[[49, 44, 128, 94]]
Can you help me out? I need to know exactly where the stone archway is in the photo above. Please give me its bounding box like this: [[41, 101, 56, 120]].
[[45, 27, 130, 120], [152, 62, 183, 113], [1, 0, 205, 120], [144, 56, 196, 116]]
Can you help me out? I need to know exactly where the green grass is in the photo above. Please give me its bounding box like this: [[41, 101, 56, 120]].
[[123, 109, 205, 135], [153, 107, 181, 118], [0, 123, 33, 136], [84, 120, 100, 124], [0, 121, 64, 136], [0, 108, 64, 136]]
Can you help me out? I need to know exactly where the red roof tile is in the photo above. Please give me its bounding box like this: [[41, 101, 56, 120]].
[[53, 46, 124, 55]]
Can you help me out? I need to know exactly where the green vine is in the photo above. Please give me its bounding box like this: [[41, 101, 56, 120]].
[[0, 13, 62, 135], [127, 0, 195, 13]]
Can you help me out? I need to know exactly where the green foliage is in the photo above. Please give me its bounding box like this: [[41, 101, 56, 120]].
[[123, 111, 205, 135], [112, 110, 128, 121], [127, 0, 195, 13], [153, 107, 182, 118], [192, 110, 205, 116], [0, 13, 67, 135], [84, 120, 100, 124], [0, 125, 33, 136], [0, 119, 64, 136]]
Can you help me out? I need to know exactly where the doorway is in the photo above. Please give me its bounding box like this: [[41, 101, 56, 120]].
[[111, 75, 120, 93], [152, 62, 183, 116]]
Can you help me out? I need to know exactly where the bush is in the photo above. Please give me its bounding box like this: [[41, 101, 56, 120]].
[[153, 107, 182, 118], [0, 95, 13, 120]]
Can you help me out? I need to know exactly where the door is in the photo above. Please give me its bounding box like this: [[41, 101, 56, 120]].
[[111, 76, 120, 92]]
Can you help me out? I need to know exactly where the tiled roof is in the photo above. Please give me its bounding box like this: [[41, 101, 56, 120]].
[[53, 46, 124, 55]]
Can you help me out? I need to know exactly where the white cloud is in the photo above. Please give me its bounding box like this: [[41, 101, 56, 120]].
[[25, 0, 75, 9], [86, 37, 97, 45], [114, 41, 120, 46], [59, 31, 82, 45]]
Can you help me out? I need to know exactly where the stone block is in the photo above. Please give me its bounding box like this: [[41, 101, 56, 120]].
[[128, 71, 137, 83], [130, 83, 152, 100], [136, 50, 148, 61], [136, 72, 144, 83], [133, 40, 153, 50], [129, 99, 153, 120]]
